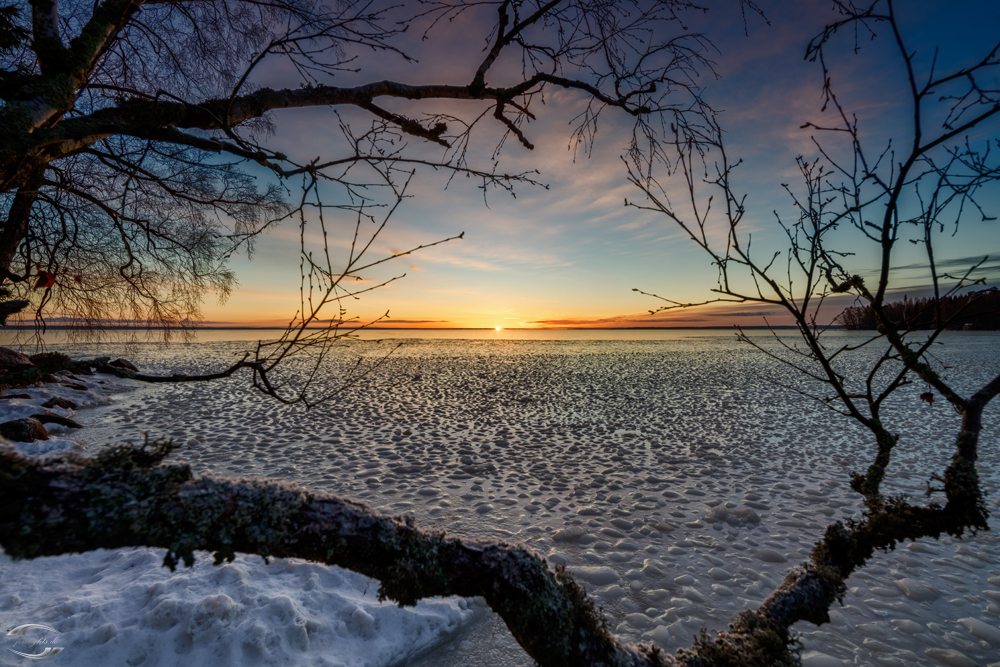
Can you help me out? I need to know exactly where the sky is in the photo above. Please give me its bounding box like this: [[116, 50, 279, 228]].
[[200, 0, 1000, 329]]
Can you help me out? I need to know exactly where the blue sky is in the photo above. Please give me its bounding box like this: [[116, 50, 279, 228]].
[[205, 0, 1000, 328]]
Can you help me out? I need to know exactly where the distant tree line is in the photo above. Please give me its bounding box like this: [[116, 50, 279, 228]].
[[837, 289, 1000, 330]]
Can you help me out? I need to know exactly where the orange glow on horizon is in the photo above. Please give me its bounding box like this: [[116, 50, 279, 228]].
[[199, 291, 821, 330], [189, 308, 804, 329]]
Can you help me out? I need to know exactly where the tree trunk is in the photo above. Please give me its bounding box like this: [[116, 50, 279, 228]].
[[0, 162, 43, 283]]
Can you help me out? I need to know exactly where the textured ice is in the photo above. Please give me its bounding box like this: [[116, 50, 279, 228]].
[[2, 331, 999, 667]]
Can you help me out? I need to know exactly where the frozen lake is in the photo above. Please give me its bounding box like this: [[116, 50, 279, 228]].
[[2, 330, 999, 666]]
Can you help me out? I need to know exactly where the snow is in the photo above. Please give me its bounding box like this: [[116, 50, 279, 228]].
[[1, 548, 482, 667], [0, 375, 482, 666]]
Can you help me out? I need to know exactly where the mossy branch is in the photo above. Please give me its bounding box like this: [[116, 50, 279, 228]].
[[0, 442, 667, 667], [0, 437, 989, 667]]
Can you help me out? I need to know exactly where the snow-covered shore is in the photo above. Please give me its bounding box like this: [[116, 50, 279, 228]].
[[2, 334, 999, 667], [0, 368, 483, 667]]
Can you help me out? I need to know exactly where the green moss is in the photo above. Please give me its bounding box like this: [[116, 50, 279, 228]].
[[850, 429, 899, 501], [0, 356, 109, 386], [942, 452, 989, 532], [2, 441, 312, 570], [94, 438, 176, 469], [676, 610, 800, 666]]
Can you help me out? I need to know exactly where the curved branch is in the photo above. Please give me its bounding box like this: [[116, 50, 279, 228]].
[[35, 71, 662, 165], [2, 431, 989, 667], [0, 443, 671, 667]]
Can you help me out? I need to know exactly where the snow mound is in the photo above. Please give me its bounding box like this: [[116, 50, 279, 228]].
[[0, 548, 482, 667]]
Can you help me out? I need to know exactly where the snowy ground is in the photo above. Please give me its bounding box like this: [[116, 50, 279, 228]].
[[2, 333, 999, 667], [0, 370, 483, 667]]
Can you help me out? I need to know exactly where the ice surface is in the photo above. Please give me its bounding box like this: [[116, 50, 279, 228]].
[[2, 332, 999, 667]]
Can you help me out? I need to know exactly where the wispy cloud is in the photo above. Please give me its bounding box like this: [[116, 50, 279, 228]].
[[891, 253, 1000, 273], [196, 1, 999, 331], [704, 310, 783, 317]]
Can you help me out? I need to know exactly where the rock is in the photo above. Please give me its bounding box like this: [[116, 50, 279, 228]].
[[733, 508, 761, 525], [42, 397, 77, 410], [702, 506, 727, 524], [0, 393, 33, 400], [28, 351, 70, 370], [0, 417, 49, 441], [0, 347, 34, 374], [59, 381, 89, 391], [108, 358, 139, 371], [704, 505, 761, 527], [31, 411, 83, 429], [39, 373, 60, 383]]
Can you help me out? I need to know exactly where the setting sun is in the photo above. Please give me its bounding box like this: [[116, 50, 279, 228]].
[[495, 326, 502, 331]]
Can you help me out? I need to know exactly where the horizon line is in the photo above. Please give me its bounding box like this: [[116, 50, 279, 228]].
[[2, 324, 813, 331]]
